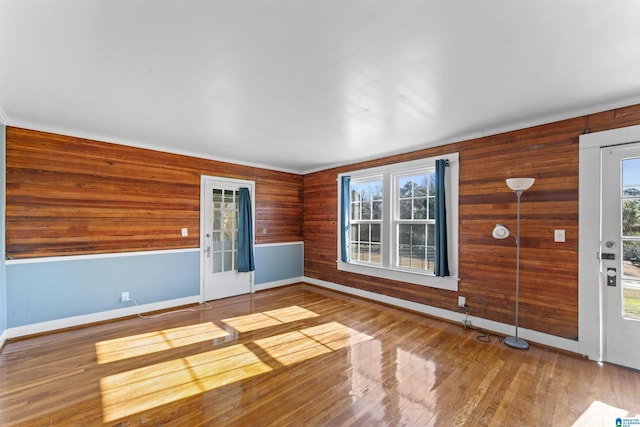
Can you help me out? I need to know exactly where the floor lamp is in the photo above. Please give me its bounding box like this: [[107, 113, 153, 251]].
[[492, 177, 535, 350]]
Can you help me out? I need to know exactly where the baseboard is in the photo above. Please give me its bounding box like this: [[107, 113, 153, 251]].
[[5, 295, 201, 340], [254, 276, 304, 291], [303, 276, 582, 357]]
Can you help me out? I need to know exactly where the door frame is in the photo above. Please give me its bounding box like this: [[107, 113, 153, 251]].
[[199, 175, 256, 303], [579, 124, 640, 362]]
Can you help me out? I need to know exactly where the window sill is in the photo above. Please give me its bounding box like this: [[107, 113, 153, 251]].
[[337, 261, 459, 292]]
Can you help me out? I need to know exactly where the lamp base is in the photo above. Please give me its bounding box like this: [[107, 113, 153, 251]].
[[504, 336, 529, 350]]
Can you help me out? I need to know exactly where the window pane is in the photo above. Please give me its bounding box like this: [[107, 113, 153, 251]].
[[212, 253, 222, 273], [362, 200, 371, 220], [350, 243, 359, 261], [360, 224, 370, 242], [399, 200, 412, 219], [212, 189, 223, 209], [399, 224, 411, 245], [350, 224, 358, 241], [415, 175, 429, 197], [360, 243, 371, 262], [623, 281, 640, 320], [412, 245, 426, 269], [371, 244, 381, 263], [372, 181, 383, 200], [623, 158, 640, 196], [398, 245, 411, 267], [427, 224, 435, 246], [398, 177, 413, 198], [351, 202, 361, 220], [623, 240, 640, 277], [411, 224, 426, 246], [224, 251, 233, 271], [371, 224, 381, 243], [372, 200, 383, 220], [428, 196, 435, 220], [623, 199, 640, 237], [414, 198, 427, 219], [428, 174, 436, 196]]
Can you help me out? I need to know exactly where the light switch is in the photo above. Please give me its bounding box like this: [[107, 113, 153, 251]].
[[554, 229, 565, 242], [181, 228, 188, 237]]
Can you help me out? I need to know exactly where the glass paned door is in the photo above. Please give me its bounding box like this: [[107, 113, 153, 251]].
[[602, 144, 640, 371], [201, 177, 254, 301]]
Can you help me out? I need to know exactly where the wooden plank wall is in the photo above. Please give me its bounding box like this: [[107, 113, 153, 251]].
[[5, 127, 303, 259], [304, 104, 640, 340]]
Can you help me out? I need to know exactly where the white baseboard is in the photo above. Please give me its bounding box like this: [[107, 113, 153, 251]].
[[5, 296, 201, 339], [255, 277, 304, 291], [0, 329, 6, 350], [303, 276, 582, 357]]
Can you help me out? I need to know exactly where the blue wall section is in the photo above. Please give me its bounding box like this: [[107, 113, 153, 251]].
[[6, 250, 200, 327], [254, 243, 303, 285], [4, 243, 304, 330], [1, 124, 6, 337]]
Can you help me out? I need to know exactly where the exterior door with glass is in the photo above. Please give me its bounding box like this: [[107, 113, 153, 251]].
[[602, 143, 640, 370], [201, 176, 254, 301]]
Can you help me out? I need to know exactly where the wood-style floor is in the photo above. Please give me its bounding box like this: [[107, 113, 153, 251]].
[[1, 284, 639, 426]]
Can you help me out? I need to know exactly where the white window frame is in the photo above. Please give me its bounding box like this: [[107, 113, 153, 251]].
[[337, 153, 459, 292], [348, 175, 384, 267]]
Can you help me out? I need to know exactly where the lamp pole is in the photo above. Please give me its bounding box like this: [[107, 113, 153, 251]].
[[506, 189, 527, 349]]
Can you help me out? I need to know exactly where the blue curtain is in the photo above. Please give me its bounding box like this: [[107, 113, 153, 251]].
[[340, 176, 351, 262], [435, 160, 450, 277], [238, 187, 255, 272]]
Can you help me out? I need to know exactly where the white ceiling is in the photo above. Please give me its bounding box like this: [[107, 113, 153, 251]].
[[2, 1, 640, 174]]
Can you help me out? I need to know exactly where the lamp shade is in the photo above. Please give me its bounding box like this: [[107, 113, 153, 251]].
[[506, 178, 535, 191], [492, 224, 510, 239]]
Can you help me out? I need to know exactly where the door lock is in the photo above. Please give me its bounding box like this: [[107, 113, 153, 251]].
[[206, 246, 211, 258], [606, 268, 617, 287]]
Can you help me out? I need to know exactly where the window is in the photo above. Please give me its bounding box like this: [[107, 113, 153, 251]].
[[350, 178, 383, 264], [395, 172, 436, 272], [338, 154, 459, 291]]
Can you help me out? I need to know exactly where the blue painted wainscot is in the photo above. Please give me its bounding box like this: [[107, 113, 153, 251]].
[[4, 242, 303, 338]]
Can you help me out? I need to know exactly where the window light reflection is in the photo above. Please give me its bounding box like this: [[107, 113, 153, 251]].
[[222, 305, 320, 332], [100, 343, 271, 422], [95, 322, 230, 364]]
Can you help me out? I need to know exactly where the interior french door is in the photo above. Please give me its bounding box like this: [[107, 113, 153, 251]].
[[601, 143, 640, 370], [201, 176, 254, 301]]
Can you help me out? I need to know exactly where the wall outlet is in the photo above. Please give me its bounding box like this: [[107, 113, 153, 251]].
[[458, 296, 466, 307], [181, 228, 188, 237], [121, 291, 130, 302], [554, 229, 565, 242]]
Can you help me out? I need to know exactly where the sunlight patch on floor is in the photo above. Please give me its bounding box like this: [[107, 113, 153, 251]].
[[95, 322, 230, 364], [254, 321, 373, 366], [100, 343, 271, 422], [100, 319, 372, 422], [222, 305, 320, 332], [571, 400, 640, 426]]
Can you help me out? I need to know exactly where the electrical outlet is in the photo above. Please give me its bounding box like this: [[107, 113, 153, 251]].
[[121, 291, 130, 302], [458, 296, 466, 307], [181, 228, 188, 237]]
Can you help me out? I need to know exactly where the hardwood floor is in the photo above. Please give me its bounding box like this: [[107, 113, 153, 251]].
[[1, 283, 639, 426]]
